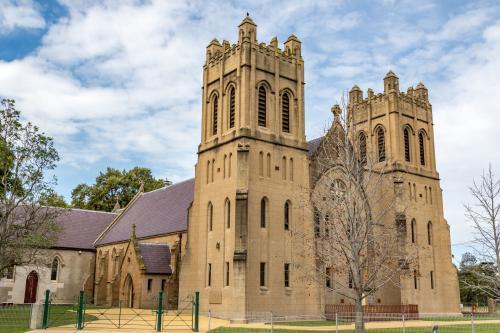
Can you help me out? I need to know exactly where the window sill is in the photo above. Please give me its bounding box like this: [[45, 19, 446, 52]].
[[259, 286, 269, 294], [285, 287, 293, 295]]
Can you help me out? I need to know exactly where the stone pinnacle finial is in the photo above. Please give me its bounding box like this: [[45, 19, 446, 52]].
[[331, 104, 341, 121], [112, 198, 121, 213]]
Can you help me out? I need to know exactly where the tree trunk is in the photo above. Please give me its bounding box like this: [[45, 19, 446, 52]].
[[355, 296, 365, 332]]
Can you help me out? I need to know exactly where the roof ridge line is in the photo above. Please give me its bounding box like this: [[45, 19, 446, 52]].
[[142, 178, 195, 195]]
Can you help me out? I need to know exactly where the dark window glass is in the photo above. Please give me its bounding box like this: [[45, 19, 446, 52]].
[[208, 203, 213, 231], [325, 267, 331, 288], [284, 263, 290, 287], [258, 86, 266, 127], [226, 262, 230, 286], [411, 219, 416, 244], [282, 93, 290, 132], [430, 271, 434, 289], [427, 222, 432, 245], [51, 258, 58, 281], [414, 270, 418, 289], [208, 263, 212, 287], [348, 271, 353, 289], [161, 279, 166, 291], [260, 198, 266, 228], [260, 262, 266, 287], [284, 202, 290, 230], [147, 278, 152, 291]]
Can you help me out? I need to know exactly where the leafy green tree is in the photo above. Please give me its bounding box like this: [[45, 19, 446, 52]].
[[40, 190, 69, 208], [0, 99, 61, 275], [71, 167, 167, 211]]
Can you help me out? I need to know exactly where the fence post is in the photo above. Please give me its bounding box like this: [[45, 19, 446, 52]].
[[471, 312, 475, 333], [208, 310, 211, 331], [402, 313, 405, 333], [76, 290, 84, 330], [42, 289, 50, 329], [270, 311, 273, 333], [156, 290, 163, 332], [194, 291, 199, 332], [335, 313, 338, 333]]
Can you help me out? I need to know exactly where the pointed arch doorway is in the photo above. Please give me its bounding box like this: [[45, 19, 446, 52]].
[[24, 271, 38, 303], [123, 274, 134, 308]]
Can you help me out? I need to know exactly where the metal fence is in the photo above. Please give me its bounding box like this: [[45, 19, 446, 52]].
[[206, 312, 500, 332], [0, 303, 32, 333]]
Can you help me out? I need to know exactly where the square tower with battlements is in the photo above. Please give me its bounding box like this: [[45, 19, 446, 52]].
[[179, 16, 322, 319]]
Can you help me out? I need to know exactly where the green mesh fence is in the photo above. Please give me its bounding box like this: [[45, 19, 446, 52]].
[[0, 304, 31, 333]]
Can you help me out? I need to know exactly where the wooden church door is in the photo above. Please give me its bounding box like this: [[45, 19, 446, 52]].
[[24, 271, 38, 303]]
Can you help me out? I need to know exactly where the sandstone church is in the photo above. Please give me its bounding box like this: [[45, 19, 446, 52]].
[[0, 16, 461, 318]]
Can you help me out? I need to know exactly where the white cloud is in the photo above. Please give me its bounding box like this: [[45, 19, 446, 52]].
[[0, 0, 499, 253], [0, 0, 45, 33]]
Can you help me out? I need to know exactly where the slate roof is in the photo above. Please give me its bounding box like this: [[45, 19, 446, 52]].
[[95, 179, 195, 246], [54, 208, 116, 250], [307, 137, 323, 157], [138, 243, 172, 275]]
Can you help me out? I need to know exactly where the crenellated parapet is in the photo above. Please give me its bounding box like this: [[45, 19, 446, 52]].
[[205, 15, 302, 67]]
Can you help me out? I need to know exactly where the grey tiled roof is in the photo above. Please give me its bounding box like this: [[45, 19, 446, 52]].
[[307, 137, 323, 157], [95, 179, 195, 245], [138, 243, 172, 275], [55, 208, 116, 250]]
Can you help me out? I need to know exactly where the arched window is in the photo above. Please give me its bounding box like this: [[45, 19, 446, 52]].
[[211, 158, 215, 183], [404, 127, 411, 162], [282, 156, 287, 180], [413, 270, 418, 289], [228, 153, 232, 178], [314, 208, 321, 238], [377, 127, 386, 162], [225, 199, 231, 229], [284, 201, 290, 230], [229, 87, 235, 129], [212, 95, 218, 135], [260, 197, 267, 228], [282, 93, 290, 133], [259, 151, 264, 177], [359, 132, 367, 165], [419, 132, 426, 166], [289, 158, 294, 181], [427, 221, 433, 245], [266, 153, 271, 178], [208, 202, 213, 231], [411, 219, 417, 244], [223, 154, 227, 179], [51, 258, 59, 281], [258, 86, 267, 127], [206, 160, 210, 184]]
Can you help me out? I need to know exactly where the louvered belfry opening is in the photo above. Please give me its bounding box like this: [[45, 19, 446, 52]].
[[282, 93, 290, 133], [212, 95, 218, 135], [419, 132, 425, 165], [258, 86, 266, 127], [404, 128, 411, 162], [377, 127, 386, 162], [359, 132, 367, 165], [229, 87, 235, 129]]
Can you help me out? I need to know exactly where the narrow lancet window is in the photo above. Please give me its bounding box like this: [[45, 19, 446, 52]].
[[419, 132, 426, 166], [282, 93, 290, 132], [377, 127, 386, 162], [212, 95, 218, 135], [258, 86, 267, 127], [229, 87, 235, 129], [404, 128, 411, 162]]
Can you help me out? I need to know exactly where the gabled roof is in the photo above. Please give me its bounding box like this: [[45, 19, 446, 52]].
[[95, 179, 195, 246], [307, 137, 323, 157], [138, 243, 172, 275], [55, 208, 116, 250]]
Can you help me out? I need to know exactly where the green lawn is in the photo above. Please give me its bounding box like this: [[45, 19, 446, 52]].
[[210, 323, 500, 332], [0, 304, 98, 333], [273, 320, 348, 326]]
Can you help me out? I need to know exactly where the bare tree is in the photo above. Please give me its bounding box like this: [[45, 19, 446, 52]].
[[0, 99, 61, 275], [295, 100, 415, 332], [462, 165, 500, 300]]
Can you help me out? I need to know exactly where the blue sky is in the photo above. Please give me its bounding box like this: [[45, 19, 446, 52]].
[[1, 0, 500, 263]]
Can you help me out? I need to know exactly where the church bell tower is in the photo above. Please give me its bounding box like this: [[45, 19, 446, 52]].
[[179, 16, 321, 319]]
